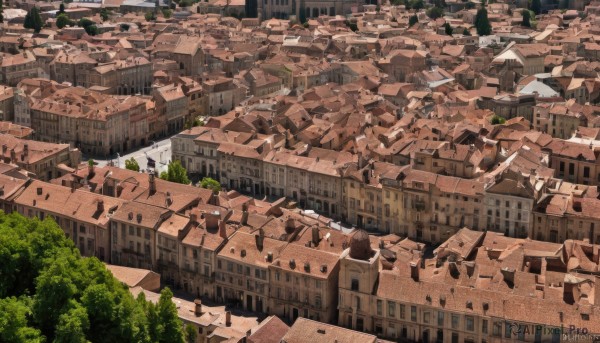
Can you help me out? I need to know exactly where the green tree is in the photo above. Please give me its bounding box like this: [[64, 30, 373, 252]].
[[125, 157, 140, 172], [0, 297, 44, 342], [200, 177, 221, 193], [162, 8, 173, 18], [409, 14, 418, 26], [474, 7, 491, 35], [24, 7, 44, 33], [521, 9, 531, 27], [184, 324, 197, 343], [490, 115, 506, 125], [427, 6, 444, 19], [156, 288, 184, 343], [78, 18, 97, 35], [410, 0, 424, 9], [463, 27, 470, 35], [54, 302, 90, 343], [145, 11, 157, 21], [444, 22, 453, 35], [100, 8, 110, 21], [159, 160, 191, 184], [530, 0, 541, 14], [0, 212, 186, 343], [56, 13, 70, 29], [59, 2, 66, 13]]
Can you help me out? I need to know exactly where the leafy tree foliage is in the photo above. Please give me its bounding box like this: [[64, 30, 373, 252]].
[[24, 7, 44, 33], [159, 160, 191, 184], [427, 6, 444, 19], [100, 8, 110, 21], [200, 177, 222, 193], [125, 157, 140, 172], [474, 7, 491, 35], [184, 324, 198, 343], [409, 14, 418, 26], [56, 13, 71, 29], [444, 22, 453, 35], [530, 0, 541, 14], [463, 27, 471, 35], [522, 9, 531, 27], [0, 212, 185, 343], [491, 115, 506, 125], [59, 2, 66, 14]]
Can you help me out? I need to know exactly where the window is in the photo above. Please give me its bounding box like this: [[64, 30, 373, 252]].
[[388, 301, 395, 317], [451, 314, 459, 329], [482, 319, 488, 334], [400, 304, 405, 319], [423, 312, 430, 324], [438, 311, 444, 327], [465, 316, 474, 331], [410, 306, 417, 322], [377, 300, 382, 316], [505, 322, 512, 338], [351, 278, 359, 291]]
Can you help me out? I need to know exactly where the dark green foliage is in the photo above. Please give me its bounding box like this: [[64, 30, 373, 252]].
[[530, 0, 541, 14], [409, 0, 424, 9], [463, 27, 470, 35], [185, 324, 198, 343], [427, 6, 444, 19], [0, 212, 185, 342], [59, 2, 65, 13], [344, 20, 358, 31], [474, 7, 491, 35], [409, 14, 418, 26], [145, 11, 157, 21], [491, 115, 506, 125], [100, 8, 110, 21], [159, 160, 191, 184], [56, 13, 70, 29], [78, 18, 98, 35], [24, 7, 44, 33], [522, 9, 531, 27], [444, 22, 453, 35]]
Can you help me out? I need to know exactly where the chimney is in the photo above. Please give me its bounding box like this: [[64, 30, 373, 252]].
[[10, 148, 15, 163], [266, 251, 273, 262], [241, 208, 249, 226], [218, 220, 228, 240], [149, 171, 156, 194], [190, 212, 198, 225], [225, 311, 232, 327], [410, 261, 419, 282], [285, 216, 296, 231], [194, 299, 203, 316], [97, 199, 104, 213], [23, 144, 28, 157], [2, 144, 6, 155], [255, 228, 264, 251], [206, 211, 220, 231], [311, 226, 320, 245]]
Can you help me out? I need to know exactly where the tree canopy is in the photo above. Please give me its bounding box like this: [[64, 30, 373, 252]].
[[474, 7, 491, 36], [56, 13, 71, 29], [427, 6, 444, 19], [444, 22, 453, 35], [200, 177, 222, 193], [24, 7, 44, 33], [522, 9, 531, 27], [159, 160, 191, 184], [125, 157, 140, 172], [409, 14, 418, 26], [490, 115, 506, 125], [530, 0, 541, 14], [0, 211, 185, 342]]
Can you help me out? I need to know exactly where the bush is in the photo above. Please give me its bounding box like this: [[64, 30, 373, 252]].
[[200, 177, 221, 193], [490, 115, 506, 125], [56, 13, 70, 29]]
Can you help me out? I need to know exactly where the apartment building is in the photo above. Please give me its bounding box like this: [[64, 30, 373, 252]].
[[215, 230, 286, 312], [339, 229, 600, 342], [110, 201, 172, 270], [13, 180, 123, 262], [544, 139, 600, 185], [268, 241, 340, 323], [0, 134, 80, 181]]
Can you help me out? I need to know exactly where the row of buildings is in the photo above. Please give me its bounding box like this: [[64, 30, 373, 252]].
[[0, 144, 597, 341]]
